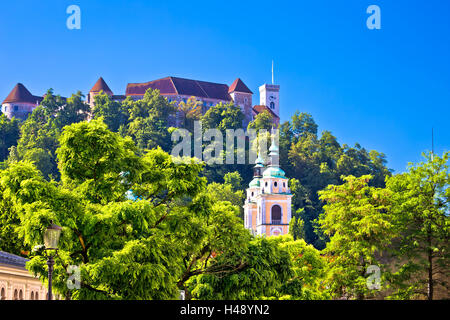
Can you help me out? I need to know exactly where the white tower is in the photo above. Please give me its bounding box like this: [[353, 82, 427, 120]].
[[259, 84, 280, 118]]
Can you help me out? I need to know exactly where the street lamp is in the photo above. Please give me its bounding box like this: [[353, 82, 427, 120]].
[[44, 222, 62, 300]]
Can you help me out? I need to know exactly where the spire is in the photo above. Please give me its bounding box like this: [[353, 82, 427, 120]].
[[268, 128, 280, 168], [272, 60, 274, 85]]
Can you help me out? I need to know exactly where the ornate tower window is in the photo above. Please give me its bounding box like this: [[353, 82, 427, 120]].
[[271, 205, 282, 225]]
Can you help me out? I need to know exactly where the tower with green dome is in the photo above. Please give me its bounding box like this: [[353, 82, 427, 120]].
[[243, 130, 293, 236]]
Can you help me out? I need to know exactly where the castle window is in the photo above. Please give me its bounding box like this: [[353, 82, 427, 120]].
[[271, 205, 282, 224], [270, 102, 275, 109], [274, 181, 278, 188]]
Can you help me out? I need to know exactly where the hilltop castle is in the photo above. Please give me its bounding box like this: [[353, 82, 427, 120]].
[[1, 76, 281, 128]]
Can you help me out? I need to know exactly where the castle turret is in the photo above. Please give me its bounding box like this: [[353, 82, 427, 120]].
[[228, 78, 253, 128], [1, 83, 42, 120], [87, 77, 113, 107]]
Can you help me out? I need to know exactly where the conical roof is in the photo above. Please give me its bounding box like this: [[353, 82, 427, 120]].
[[228, 78, 253, 94], [90, 77, 113, 94], [2, 83, 40, 104]]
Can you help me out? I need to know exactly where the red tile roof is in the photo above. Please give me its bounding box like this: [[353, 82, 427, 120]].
[[126, 76, 233, 101], [228, 78, 253, 94], [2, 83, 43, 105], [90, 77, 113, 94], [252, 105, 279, 119]]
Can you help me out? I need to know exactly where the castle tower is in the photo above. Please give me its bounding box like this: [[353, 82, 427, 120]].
[[87, 77, 113, 108], [228, 78, 253, 128], [1, 83, 42, 120], [259, 83, 280, 118], [243, 132, 292, 236]]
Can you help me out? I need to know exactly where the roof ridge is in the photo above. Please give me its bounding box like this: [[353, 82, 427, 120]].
[[168, 77, 179, 95]]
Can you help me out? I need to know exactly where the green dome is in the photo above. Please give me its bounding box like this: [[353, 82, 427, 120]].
[[263, 166, 286, 178], [249, 178, 260, 187]]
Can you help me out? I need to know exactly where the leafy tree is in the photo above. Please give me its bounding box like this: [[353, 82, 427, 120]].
[[386, 152, 449, 300], [318, 175, 395, 299], [206, 173, 245, 218], [0, 119, 252, 300], [247, 110, 274, 132], [122, 89, 176, 152], [56, 119, 140, 203], [276, 235, 330, 299], [14, 105, 60, 179], [0, 114, 20, 162], [187, 236, 293, 299], [92, 92, 128, 132], [202, 102, 244, 132], [291, 112, 318, 138], [289, 215, 306, 241], [54, 91, 90, 129], [0, 177, 27, 255], [178, 96, 202, 132]]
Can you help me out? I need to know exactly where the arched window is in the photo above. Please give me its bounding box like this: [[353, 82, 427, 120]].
[[1, 287, 5, 300], [19, 289, 23, 300], [31, 291, 35, 300], [274, 181, 278, 188], [270, 102, 275, 109], [35, 292, 39, 300], [271, 205, 282, 224], [14, 289, 18, 300]]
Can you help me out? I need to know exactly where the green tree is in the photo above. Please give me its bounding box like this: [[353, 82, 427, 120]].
[[276, 235, 330, 299], [291, 112, 318, 138], [178, 96, 202, 132], [187, 236, 293, 299], [318, 175, 395, 299], [0, 119, 252, 300], [202, 102, 244, 131], [247, 110, 274, 132], [54, 91, 90, 129], [14, 105, 60, 179], [386, 152, 449, 300], [92, 92, 128, 132], [0, 114, 20, 162], [122, 89, 176, 152]]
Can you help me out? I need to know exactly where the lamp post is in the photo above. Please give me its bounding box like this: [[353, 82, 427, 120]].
[[44, 222, 62, 300]]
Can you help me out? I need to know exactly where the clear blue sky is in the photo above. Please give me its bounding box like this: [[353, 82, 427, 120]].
[[0, 0, 449, 173]]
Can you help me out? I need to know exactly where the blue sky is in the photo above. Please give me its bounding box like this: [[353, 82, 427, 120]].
[[0, 0, 449, 173]]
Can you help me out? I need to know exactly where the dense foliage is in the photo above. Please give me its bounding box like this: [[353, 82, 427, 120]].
[[0, 88, 448, 300]]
